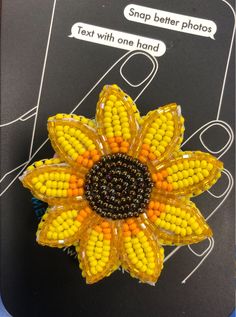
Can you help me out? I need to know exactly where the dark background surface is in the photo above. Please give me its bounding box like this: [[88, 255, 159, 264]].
[[1, 0, 235, 316]]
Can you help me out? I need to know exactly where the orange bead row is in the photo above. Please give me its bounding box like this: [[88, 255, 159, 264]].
[[67, 175, 85, 197], [76, 149, 101, 168], [147, 201, 166, 222], [138, 144, 157, 163], [122, 218, 140, 236], [76, 206, 92, 223], [94, 221, 112, 240], [152, 170, 173, 192], [107, 136, 129, 153]]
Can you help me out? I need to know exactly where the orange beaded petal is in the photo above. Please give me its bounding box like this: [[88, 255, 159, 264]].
[[20, 163, 86, 205], [48, 114, 103, 171], [130, 103, 184, 164], [143, 195, 212, 245], [37, 202, 92, 247], [119, 217, 164, 284], [152, 151, 223, 197], [78, 214, 119, 284], [96, 84, 139, 154]]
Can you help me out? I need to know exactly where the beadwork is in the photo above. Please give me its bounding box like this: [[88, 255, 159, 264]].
[[20, 84, 223, 285]]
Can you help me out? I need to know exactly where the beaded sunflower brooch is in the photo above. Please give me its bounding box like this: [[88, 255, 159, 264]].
[[20, 84, 223, 285]]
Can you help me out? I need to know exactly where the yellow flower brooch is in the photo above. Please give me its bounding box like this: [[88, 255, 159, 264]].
[[20, 84, 223, 285]]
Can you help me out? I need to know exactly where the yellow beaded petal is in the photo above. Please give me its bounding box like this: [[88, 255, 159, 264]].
[[37, 203, 92, 247], [144, 195, 212, 245], [96, 84, 139, 154], [48, 114, 103, 171], [120, 218, 164, 284], [152, 151, 223, 197], [20, 162, 86, 205], [78, 215, 119, 284], [130, 104, 184, 164]]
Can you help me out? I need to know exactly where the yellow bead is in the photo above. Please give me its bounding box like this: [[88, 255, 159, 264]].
[[106, 100, 114, 107], [189, 161, 195, 168], [35, 161, 43, 167], [207, 163, 213, 170], [107, 132, 114, 138], [202, 169, 209, 177], [47, 231, 52, 239], [109, 94, 117, 102], [164, 222, 170, 230], [166, 131, 173, 137], [195, 160, 200, 167], [123, 133, 131, 140], [39, 186, 46, 194], [90, 267, 97, 275], [160, 213, 166, 220], [131, 257, 138, 264], [175, 227, 181, 234], [128, 252, 136, 260], [178, 181, 184, 188], [58, 232, 64, 240], [52, 232, 58, 240], [195, 228, 203, 235], [146, 133, 153, 140], [46, 189, 51, 196], [186, 227, 192, 235], [140, 265, 147, 272], [104, 112, 112, 118], [155, 218, 161, 226], [191, 222, 199, 230], [136, 261, 143, 269], [175, 218, 182, 226], [114, 131, 122, 137], [35, 182, 42, 190], [172, 182, 178, 190], [96, 265, 103, 273], [32, 177, 38, 184], [165, 214, 171, 222], [170, 224, 176, 231], [148, 262, 156, 269], [171, 215, 176, 223]]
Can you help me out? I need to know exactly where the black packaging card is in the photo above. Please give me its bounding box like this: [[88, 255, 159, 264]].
[[1, 1, 235, 316]]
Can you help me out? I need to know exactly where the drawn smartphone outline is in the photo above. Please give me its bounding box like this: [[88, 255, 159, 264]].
[[0, 50, 158, 196]]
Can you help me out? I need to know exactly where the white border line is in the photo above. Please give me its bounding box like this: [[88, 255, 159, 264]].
[[28, 0, 57, 158]]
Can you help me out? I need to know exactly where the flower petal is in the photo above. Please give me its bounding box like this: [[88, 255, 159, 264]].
[[78, 214, 119, 284], [37, 203, 92, 247], [130, 104, 184, 163], [144, 195, 212, 245], [152, 151, 223, 197], [48, 114, 103, 170], [20, 162, 86, 204], [96, 84, 139, 154], [119, 217, 164, 284]]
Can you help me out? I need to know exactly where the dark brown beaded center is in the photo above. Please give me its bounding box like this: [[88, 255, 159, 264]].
[[84, 153, 153, 220]]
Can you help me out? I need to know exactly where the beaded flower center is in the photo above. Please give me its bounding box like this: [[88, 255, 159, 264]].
[[84, 153, 153, 220]]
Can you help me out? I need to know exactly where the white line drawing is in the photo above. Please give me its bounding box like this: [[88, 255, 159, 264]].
[[217, 0, 236, 120], [0, 106, 37, 127], [181, 238, 215, 284], [0, 48, 158, 197], [163, 0, 235, 283], [0, 0, 234, 288]]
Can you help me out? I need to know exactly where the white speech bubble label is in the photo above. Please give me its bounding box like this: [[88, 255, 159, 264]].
[[68, 22, 166, 57], [124, 4, 217, 39]]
